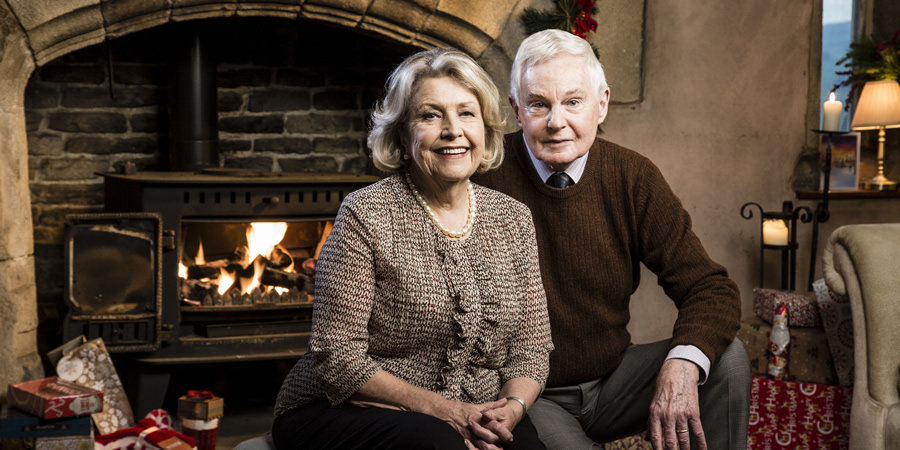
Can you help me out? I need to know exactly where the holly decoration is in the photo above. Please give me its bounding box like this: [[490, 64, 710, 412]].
[[521, 0, 600, 56]]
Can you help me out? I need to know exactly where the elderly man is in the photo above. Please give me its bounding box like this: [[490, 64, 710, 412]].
[[472, 29, 750, 450]]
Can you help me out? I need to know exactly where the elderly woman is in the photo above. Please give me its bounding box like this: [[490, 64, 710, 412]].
[[271, 48, 553, 450]]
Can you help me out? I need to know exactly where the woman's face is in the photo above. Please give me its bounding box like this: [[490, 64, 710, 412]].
[[405, 76, 485, 186]]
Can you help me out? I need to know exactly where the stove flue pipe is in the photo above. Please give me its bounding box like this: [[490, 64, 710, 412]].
[[169, 25, 218, 172]]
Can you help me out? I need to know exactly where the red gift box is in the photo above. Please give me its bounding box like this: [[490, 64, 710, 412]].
[[7, 377, 103, 419], [748, 376, 851, 449]]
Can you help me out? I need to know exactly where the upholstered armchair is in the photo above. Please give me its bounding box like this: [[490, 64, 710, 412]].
[[822, 224, 900, 450]]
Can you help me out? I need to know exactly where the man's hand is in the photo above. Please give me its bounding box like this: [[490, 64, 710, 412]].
[[646, 359, 707, 450]]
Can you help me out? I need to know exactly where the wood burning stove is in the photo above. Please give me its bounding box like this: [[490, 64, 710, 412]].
[[63, 169, 378, 364]]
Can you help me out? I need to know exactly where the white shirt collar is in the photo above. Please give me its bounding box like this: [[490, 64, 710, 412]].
[[523, 136, 589, 184]]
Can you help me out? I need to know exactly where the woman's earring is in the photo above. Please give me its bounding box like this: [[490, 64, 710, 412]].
[[403, 153, 410, 160]]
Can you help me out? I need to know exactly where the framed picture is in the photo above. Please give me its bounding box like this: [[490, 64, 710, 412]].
[[820, 132, 860, 191]]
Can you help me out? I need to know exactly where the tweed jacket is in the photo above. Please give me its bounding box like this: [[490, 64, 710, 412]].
[[274, 173, 553, 417]]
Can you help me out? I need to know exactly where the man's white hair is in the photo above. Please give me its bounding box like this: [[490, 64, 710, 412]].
[[510, 29, 608, 102]]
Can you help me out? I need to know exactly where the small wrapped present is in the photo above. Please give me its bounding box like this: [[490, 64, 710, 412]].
[[7, 377, 102, 419], [752, 288, 822, 327], [177, 391, 224, 421]]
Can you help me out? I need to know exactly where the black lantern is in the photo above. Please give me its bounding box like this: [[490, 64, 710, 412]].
[[741, 201, 812, 290], [741, 129, 846, 292]]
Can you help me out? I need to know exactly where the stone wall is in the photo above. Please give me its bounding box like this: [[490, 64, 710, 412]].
[[26, 17, 414, 355]]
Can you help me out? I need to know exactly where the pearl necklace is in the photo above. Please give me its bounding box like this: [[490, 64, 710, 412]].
[[406, 172, 477, 238]]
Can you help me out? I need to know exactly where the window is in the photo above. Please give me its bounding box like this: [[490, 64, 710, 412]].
[[820, 0, 854, 131]]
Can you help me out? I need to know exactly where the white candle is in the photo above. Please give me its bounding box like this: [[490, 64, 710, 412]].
[[762, 219, 789, 246], [823, 92, 842, 131]]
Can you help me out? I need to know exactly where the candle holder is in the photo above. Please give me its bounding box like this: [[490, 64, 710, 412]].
[[741, 201, 813, 290], [806, 129, 848, 289]]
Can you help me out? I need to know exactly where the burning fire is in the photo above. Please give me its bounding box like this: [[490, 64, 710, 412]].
[[180, 221, 299, 303], [179, 241, 206, 279], [218, 267, 234, 296], [247, 222, 288, 262]]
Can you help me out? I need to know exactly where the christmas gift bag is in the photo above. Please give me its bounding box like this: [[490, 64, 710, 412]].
[[55, 338, 135, 434]]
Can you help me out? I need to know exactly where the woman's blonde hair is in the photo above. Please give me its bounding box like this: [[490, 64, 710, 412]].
[[368, 47, 504, 173]]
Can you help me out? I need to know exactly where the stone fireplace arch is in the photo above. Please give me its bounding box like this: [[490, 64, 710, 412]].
[[0, 0, 525, 399]]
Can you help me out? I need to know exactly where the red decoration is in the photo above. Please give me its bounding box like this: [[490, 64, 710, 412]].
[[186, 390, 215, 399], [571, 0, 598, 38]]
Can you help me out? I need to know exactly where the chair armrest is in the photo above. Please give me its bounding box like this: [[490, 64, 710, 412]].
[[823, 224, 900, 405]]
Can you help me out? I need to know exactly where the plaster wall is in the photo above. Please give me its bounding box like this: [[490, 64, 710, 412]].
[[615, 1, 900, 343]]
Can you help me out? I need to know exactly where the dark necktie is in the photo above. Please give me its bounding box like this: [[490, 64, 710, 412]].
[[547, 172, 574, 189]]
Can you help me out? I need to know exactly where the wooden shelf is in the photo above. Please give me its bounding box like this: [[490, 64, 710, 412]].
[[796, 189, 900, 200]]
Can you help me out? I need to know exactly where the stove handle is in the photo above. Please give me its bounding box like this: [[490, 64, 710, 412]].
[[262, 196, 280, 206], [162, 229, 176, 250]]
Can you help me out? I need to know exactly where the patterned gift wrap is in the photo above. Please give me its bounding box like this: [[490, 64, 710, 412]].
[[736, 319, 838, 386], [752, 288, 822, 327], [605, 434, 652, 449], [55, 338, 135, 435], [748, 376, 851, 449], [812, 279, 854, 387]]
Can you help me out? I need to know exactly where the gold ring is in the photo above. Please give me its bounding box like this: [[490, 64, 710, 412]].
[[676, 429, 689, 433]]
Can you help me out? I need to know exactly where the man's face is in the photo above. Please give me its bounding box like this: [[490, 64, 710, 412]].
[[511, 54, 610, 171]]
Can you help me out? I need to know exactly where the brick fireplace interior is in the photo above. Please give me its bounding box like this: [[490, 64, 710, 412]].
[[26, 16, 416, 415]]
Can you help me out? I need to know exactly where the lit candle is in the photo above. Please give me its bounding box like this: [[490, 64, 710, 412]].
[[823, 92, 842, 131], [762, 219, 789, 246]]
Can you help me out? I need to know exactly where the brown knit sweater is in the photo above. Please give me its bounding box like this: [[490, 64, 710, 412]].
[[472, 132, 740, 387]]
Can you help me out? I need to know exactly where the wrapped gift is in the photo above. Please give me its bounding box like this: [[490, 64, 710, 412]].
[[94, 418, 196, 450], [54, 338, 135, 434], [7, 377, 102, 419], [736, 318, 838, 385], [177, 391, 223, 421], [813, 279, 854, 387], [0, 404, 93, 439], [0, 435, 94, 450], [753, 288, 822, 327], [0, 404, 94, 450], [748, 376, 851, 449]]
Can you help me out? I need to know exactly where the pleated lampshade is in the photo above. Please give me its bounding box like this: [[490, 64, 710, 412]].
[[851, 80, 900, 130]]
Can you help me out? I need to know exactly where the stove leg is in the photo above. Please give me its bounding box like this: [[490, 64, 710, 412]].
[[123, 367, 171, 419]]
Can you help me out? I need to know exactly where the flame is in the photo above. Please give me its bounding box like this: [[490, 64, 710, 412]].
[[179, 241, 207, 280], [218, 267, 234, 296], [195, 241, 206, 265], [247, 222, 288, 263], [241, 256, 266, 295]]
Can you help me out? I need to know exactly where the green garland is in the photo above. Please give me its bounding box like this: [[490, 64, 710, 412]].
[[833, 30, 900, 107]]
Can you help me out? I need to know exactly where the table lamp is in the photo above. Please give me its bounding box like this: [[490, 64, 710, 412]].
[[851, 80, 900, 191]]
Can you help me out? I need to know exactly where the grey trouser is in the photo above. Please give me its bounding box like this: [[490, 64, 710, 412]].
[[529, 339, 751, 449]]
